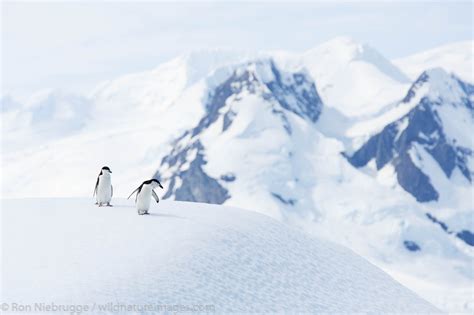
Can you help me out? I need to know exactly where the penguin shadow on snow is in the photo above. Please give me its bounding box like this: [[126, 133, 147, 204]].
[[103, 203, 186, 219], [147, 212, 186, 219], [112, 203, 135, 209]]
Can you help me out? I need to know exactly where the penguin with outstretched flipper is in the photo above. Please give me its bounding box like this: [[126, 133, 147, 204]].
[[128, 179, 163, 215]]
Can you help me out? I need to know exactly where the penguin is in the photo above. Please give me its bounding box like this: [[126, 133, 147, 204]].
[[127, 179, 163, 215], [93, 166, 113, 207]]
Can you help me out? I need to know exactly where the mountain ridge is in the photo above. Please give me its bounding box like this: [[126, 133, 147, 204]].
[[393, 40, 474, 83], [155, 59, 323, 208], [346, 68, 473, 203]]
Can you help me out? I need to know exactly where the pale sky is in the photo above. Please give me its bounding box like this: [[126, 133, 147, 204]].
[[1, 1, 473, 98]]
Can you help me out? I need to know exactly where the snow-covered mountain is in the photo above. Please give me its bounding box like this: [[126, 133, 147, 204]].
[[2, 198, 440, 313], [2, 38, 473, 313], [0, 95, 22, 112], [394, 40, 474, 83], [345, 68, 474, 251], [147, 57, 474, 312], [1, 90, 94, 152], [346, 69, 473, 202], [301, 37, 411, 117], [90, 49, 258, 121], [154, 59, 323, 218]]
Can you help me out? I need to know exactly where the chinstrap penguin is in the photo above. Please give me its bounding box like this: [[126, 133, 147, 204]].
[[127, 179, 163, 215], [94, 166, 113, 207]]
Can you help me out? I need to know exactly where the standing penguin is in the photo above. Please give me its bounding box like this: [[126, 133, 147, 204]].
[[93, 166, 113, 207], [127, 179, 163, 215]]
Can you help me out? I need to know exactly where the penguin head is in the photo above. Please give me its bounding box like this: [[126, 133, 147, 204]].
[[150, 179, 163, 189], [101, 166, 112, 174]]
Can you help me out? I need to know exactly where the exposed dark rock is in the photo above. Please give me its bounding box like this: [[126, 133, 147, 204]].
[[403, 240, 421, 252], [174, 152, 230, 204], [223, 110, 236, 132], [271, 192, 297, 206], [425, 213, 451, 233], [424, 213, 474, 247], [265, 62, 322, 123], [155, 59, 323, 204], [346, 70, 473, 202], [401, 72, 428, 103], [394, 152, 439, 202], [456, 230, 474, 246], [220, 173, 236, 182], [154, 139, 230, 204]]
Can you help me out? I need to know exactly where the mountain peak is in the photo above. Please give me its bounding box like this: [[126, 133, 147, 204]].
[[305, 36, 367, 62], [306, 37, 386, 66], [301, 37, 410, 117], [155, 59, 323, 205], [393, 40, 474, 83], [403, 67, 472, 107], [422, 67, 449, 78], [305, 37, 409, 83], [347, 65, 473, 203], [205, 58, 322, 124]]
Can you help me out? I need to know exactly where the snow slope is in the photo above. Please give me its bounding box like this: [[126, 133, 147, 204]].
[[1, 198, 440, 313], [394, 40, 474, 83]]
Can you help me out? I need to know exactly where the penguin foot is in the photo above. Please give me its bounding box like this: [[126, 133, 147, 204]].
[[106, 203, 113, 207]]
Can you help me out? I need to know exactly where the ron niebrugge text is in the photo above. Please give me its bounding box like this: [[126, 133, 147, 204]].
[[1, 302, 216, 313]]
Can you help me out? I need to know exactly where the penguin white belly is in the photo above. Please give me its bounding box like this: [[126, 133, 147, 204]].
[[136, 186, 152, 213], [97, 175, 112, 203]]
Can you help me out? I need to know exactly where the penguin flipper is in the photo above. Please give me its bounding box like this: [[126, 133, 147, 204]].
[[93, 175, 100, 197], [152, 190, 160, 203], [111, 185, 113, 197], [127, 186, 140, 200]]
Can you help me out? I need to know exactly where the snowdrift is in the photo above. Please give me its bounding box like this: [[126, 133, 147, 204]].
[[1, 198, 439, 313]]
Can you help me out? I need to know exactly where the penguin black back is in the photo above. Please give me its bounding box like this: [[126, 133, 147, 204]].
[[100, 166, 112, 175], [94, 166, 112, 197], [127, 179, 163, 201]]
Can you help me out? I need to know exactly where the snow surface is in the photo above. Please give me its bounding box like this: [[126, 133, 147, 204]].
[[301, 37, 411, 117], [346, 67, 472, 139], [394, 40, 474, 83], [1, 198, 440, 313]]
